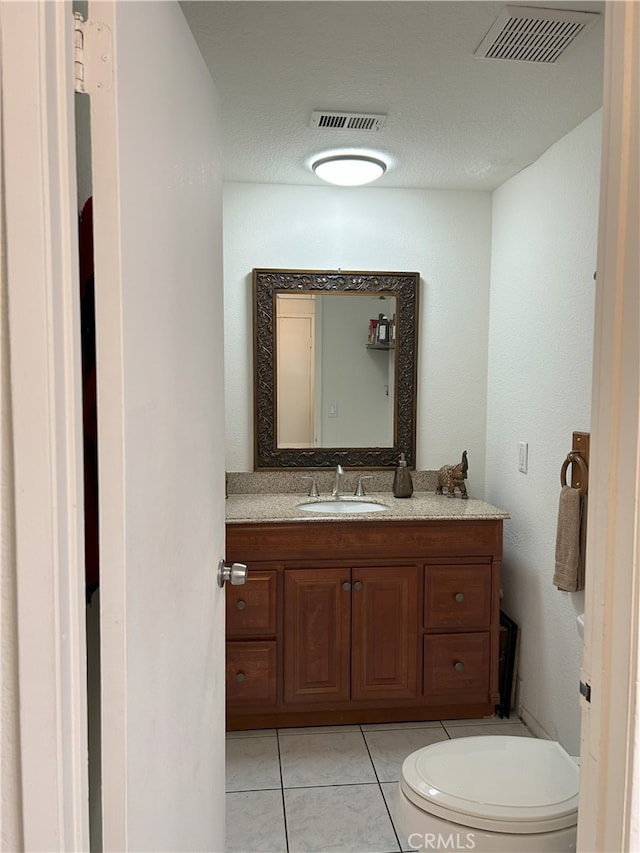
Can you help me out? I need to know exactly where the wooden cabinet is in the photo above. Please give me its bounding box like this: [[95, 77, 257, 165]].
[[225, 567, 278, 709], [283, 565, 418, 705], [225, 518, 502, 730], [226, 641, 277, 705], [283, 568, 351, 703], [351, 566, 418, 701], [226, 568, 277, 638], [422, 562, 492, 703], [424, 564, 491, 630]]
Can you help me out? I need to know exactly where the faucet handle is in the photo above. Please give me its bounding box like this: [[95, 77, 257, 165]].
[[300, 475, 319, 497], [354, 475, 373, 497]]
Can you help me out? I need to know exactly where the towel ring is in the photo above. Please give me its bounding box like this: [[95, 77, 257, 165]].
[[560, 452, 588, 495]]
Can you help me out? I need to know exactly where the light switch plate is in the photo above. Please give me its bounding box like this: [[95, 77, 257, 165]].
[[518, 441, 528, 474]]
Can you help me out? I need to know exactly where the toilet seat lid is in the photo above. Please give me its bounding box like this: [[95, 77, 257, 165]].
[[401, 735, 579, 834]]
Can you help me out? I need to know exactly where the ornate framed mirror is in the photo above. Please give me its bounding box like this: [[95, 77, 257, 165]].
[[253, 269, 419, 469]]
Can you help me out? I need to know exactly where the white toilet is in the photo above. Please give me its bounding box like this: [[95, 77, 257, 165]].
[[394, 735, 579, 852]]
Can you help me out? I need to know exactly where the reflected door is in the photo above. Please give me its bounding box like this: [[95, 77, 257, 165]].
[[277, 295, 315, 447]]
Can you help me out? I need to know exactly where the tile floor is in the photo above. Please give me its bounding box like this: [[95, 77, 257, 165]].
[[226, 716, 532, 853]]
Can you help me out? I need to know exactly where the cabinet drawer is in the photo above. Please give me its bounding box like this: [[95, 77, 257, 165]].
[[226, 570, 277, 637], [424, 564, 491, 629], [423, 633, 490, 695], [226, 641, 277, 705]]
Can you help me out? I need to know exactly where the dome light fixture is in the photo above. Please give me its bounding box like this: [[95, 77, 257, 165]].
[[312, 154, 387, 186]]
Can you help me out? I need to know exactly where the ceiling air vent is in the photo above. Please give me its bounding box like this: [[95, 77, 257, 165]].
[[474, 6, 599, 64], [310, 111, 387, 132]]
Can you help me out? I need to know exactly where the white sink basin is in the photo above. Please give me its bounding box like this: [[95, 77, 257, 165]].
[[298, 499, 388, 514]]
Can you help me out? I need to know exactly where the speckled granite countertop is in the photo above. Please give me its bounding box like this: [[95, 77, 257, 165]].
[[226, 491, 509, 524]]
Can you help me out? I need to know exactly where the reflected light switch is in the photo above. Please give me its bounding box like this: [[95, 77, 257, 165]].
[[329, 402, 338, 418]]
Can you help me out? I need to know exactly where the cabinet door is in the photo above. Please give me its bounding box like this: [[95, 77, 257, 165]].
[[424, 564, 492, 630], [351, 566, 419, 701], [423, 632, 491, 699], [226, 641, 277, 706], [226, 569, 278, 638], [284, 568, 351, 703]]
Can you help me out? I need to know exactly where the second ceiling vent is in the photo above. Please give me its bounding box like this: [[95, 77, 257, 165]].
[[474, 5, 599, 64], [310, 111, 387, 132]]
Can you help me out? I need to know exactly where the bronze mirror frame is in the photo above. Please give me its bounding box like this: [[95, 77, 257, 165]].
[[253, 268, 419, 470]]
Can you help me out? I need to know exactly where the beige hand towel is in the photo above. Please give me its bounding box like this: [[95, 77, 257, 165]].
[[554, 485, 586, 592]]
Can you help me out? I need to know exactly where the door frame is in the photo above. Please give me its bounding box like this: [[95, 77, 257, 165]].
[[3, 0, 638, 849], [577, 1, 640, 848], [1, 2, 89, 849]]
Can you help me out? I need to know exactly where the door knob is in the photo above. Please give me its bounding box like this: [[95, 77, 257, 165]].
[[218, 560, 248, 588]]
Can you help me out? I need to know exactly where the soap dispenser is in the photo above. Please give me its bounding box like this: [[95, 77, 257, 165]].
[[393, 453, 413, 498]]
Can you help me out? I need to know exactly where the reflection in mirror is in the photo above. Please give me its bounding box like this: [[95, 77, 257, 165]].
[[254, 269, 419, 470], [276, 293, 397, 449]]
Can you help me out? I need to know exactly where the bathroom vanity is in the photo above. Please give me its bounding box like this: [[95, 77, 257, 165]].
[[225, 493, 507, 730]]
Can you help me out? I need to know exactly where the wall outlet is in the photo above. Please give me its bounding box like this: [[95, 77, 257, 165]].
[[518, 441, 528, 473]]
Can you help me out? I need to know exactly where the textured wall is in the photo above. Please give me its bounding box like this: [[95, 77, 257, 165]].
[[223, 183, 492, 494], [485, 110, 601, 754]]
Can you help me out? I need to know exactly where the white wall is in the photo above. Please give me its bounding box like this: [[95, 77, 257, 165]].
[[486, 110, 601, 755], [223, 184, 492, 494]]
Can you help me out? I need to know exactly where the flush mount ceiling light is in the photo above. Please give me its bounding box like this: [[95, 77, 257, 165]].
[[312, 154, 387, 186]]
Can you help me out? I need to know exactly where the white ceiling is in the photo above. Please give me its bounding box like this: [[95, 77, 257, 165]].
[[180, 1, 604, 191]]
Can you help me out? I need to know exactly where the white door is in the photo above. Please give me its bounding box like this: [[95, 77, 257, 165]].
[[277, 295, 316, 447], [87, 2, 226, 850]]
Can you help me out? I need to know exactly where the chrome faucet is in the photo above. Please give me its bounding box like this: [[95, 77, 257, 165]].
[[331, 464, 345, 498], [354, 475, 373, 497]]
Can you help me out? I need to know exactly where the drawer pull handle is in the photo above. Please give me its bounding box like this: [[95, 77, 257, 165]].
[[342, 582, 351, 591], [353, 581, 363, 591], [236, 600, 246, 611], [454, 661, 465, 672], [235, 672, 246, 683], [455, 592, 465, 603]]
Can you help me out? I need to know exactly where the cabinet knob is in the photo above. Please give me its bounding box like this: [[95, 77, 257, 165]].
[[235, 672, 246, 683], [454, 661, 465, 672], [353, 581, 363, 591], [342, 582, 351, 591], [454, 592, 465, 603], [236, 600, 246, 611]]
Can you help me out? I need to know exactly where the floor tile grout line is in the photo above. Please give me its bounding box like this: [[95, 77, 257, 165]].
[[226, 786, 283, 794], [226, 717, 527, 739], [228, 780, 398, 794], [286, 780, 396, 792], [359, 725, 403, 853], [276, 729, 290, 853]]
